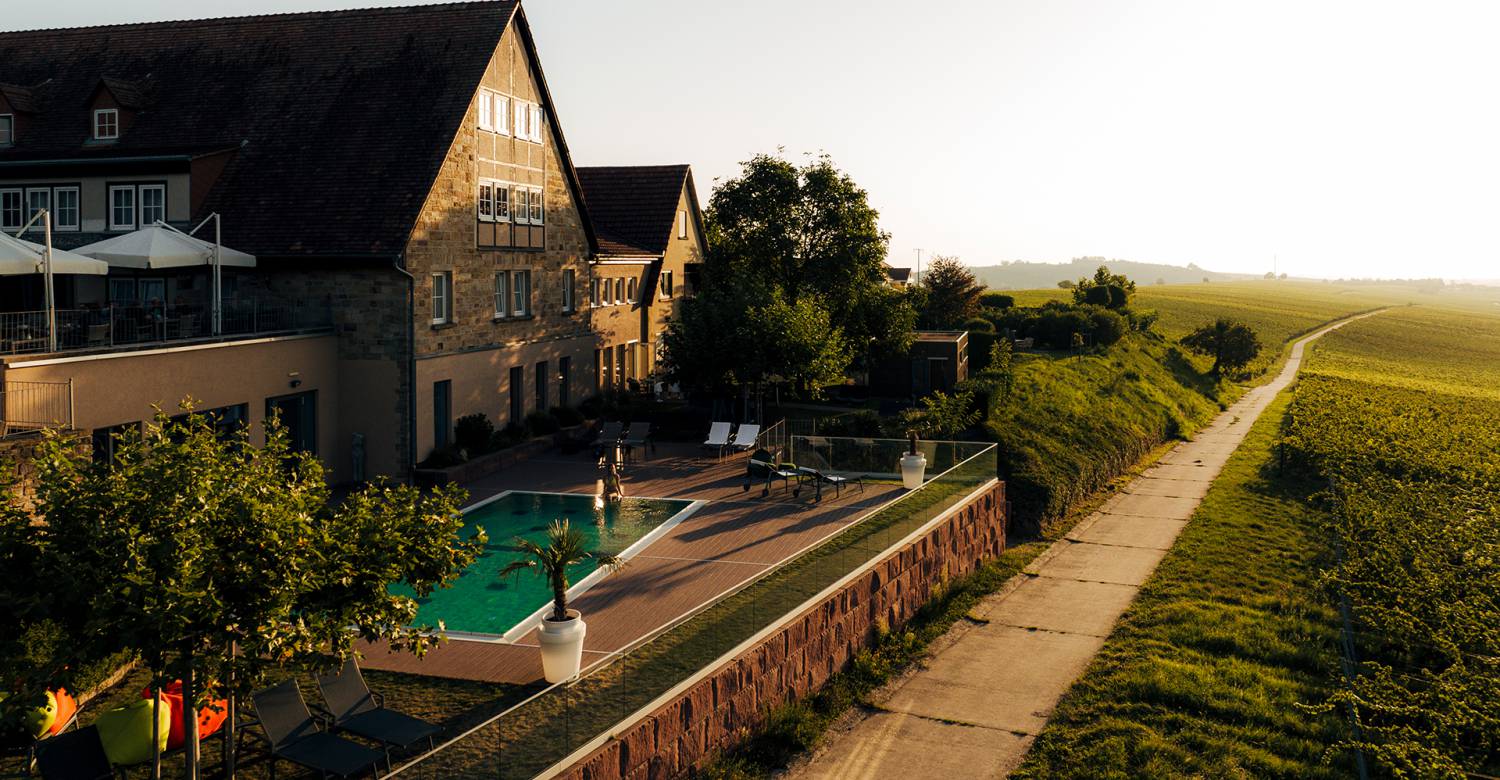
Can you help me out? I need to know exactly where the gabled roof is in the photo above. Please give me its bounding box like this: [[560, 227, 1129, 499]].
[[0, 83, 38, 113], [0, 1, 551, 259], [96, 76, 151, 110], [886, 265, 912, 283], [576, 164, 691, 257]]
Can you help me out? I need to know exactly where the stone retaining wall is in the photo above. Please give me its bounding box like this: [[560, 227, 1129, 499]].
[[559, 481, 1007, 780]]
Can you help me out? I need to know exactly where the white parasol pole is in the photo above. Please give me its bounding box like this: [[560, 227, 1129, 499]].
[[213, 213, 222, 336], [43, 209, 56, 353]]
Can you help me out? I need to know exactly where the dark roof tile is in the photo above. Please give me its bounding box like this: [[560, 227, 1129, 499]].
[[576, 164, 689, 257]]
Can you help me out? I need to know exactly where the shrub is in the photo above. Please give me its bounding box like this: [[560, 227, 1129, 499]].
[[576, 395, 604, 418], [968, 330, 998, 372], [980, 291, 1014, 310], [491, 423, 526, 451], [1088, 308, 1128, 347], [454, 413, 494, 455], [524, 410, 560, 435], [816, 409, 883, 437], [962, 316, 995, 333], [550, 406, 584, 427], [419, 444, 467, 468]]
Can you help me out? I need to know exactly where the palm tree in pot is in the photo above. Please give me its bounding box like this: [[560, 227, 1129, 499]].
[[499, 520, 623, 682]]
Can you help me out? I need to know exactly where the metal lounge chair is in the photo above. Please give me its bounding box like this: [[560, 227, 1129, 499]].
[[745, 449, 801, 497], [591, 421, 624, 457], [796, 467, 864, 501], [621, 421, 653, 461], [251, 679, 385, 779], [34, 726, 116, 780], [727, 423, 761, 453], [701, 421, 732, 456], [317, 659, 438, 767]]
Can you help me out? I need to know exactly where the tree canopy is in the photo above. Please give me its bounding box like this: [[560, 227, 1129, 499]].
[[1181, 319, 1263, 374], [919, 255, 985, 329], [0, 406, 483, 775], [662, 152, 915, 396], [1072, 265, 1137, 310]]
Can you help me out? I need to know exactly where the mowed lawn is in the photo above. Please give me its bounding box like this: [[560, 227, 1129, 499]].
[[1014, 390, 1354, 779]]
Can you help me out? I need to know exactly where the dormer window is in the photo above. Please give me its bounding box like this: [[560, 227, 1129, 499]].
[[93, 109, 119, 140], [0, 115, 13, 146]]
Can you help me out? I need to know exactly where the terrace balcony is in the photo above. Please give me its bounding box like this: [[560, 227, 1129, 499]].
[[0, 298, 333, 359]]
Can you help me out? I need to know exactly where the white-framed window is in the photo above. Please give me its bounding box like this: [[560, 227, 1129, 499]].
[[626, 277, 637, 303], [589, 277, 600, 308], [0, 115, 13, 146], [677, 210, 687, 239], [494, 272, 508, 317], [139, 184, 165, 226], [562, 269, 575, 312], [52, 187, 79, 231], [478, 89, 493, 131], [528, 187, 543, 224], [529, 105, 543, 142], [495, 184, 510, 221], [514, 100, 527, 138], [93, 109, 119, 140], [0, 189, 21, 230], [614, 278, 624, 304], [431, 271, 453, 325], [108, 185, 136, 230], [494, 94, 510, 137], [511, 269, 531, 316], [513, 187, 530, 225], [662, 270, 674, 298], [25, 188, 49, 223], [478, 181, 494, 221]]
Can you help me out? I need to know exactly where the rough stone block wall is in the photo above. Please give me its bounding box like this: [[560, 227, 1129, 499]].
[[561, 481, 1007, 780], [1, 432, 89, 513]]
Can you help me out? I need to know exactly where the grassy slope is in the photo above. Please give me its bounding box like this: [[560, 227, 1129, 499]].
[[1015, 390, 1351, 779], [988, 334, 1223, 532]]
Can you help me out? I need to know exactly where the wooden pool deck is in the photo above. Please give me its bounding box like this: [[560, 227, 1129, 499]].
[[359, 443, 899, 684]]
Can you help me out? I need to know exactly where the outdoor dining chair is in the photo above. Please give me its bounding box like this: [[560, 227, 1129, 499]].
[[33, 726, 116, 780], [591, 421, 624, 458], [250, 679, 385, 779], [316, 659, 438, 768]]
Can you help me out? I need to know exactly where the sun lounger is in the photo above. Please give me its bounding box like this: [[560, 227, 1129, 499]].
[[746, 450, 801, 497], [592, 421, 624, 458], [621, 421, 653, 461], [251, 679, 384, 779], [317, 659, 438, 767], [796, 467, 864, 500], [702, 421, 732, 456], [34, 726, 115, 780], [727, 423, 761, 453]]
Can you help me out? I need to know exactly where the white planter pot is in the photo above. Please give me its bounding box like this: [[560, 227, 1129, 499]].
[[537, 609, 587, 683], [900, 453, 927, 489]]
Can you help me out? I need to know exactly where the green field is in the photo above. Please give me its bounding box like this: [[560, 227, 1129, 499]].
[[1020, 293, 1500, 778]]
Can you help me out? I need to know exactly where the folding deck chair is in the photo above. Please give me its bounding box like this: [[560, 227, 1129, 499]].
[[251, 679, 385, 779], [317, 659, 439, 768]]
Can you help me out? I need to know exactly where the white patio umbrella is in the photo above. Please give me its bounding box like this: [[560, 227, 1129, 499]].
[[0, 232, 109, 276], [6, 212, 109, 352], [74, 220, 255, 335]]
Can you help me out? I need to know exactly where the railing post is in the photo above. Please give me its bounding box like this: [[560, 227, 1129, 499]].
[[67, 378, 75, 430]]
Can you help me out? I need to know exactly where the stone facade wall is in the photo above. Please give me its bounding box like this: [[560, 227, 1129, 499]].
[[0, 432, 89, 513], [560, 481, 1007, 780]]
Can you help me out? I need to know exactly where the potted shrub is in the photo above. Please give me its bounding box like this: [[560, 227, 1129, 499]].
[[499, 520, 622, 683], [900, 431, 927, 489]]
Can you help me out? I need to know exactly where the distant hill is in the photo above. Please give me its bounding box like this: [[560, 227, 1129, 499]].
[[967, 257, 1254, 290]]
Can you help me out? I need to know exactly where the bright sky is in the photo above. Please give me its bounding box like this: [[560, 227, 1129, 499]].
[[12, 1, 1500, 280]]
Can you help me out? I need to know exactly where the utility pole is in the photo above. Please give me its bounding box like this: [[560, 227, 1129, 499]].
[[914, 248, 923, 286]]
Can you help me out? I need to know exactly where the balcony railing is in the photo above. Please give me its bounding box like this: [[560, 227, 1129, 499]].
[[0, 379, 72, 436], [0, 300, 333, 357]]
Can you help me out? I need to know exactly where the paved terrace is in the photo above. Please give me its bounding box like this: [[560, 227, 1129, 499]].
[[360, 442, 900, 684]]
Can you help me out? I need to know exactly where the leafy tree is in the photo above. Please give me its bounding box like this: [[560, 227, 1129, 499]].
[[1, 406, 482, 779], [988, 338, 1015, 398], [898, 388, 981, 439], [979, 291, 1014, 310], [704, 152, 913, 359], [1071, 265, 1136, 310], [918, 256, 984, 329], [1057, 279, 1076, 289], [1181, 319, 1262, 375]]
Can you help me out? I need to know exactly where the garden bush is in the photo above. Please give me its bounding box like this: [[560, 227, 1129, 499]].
[[550, 406, 584, 427], [524, 410, 560, 436], [980, 291, 1014, 310], [454, 413, 494, 454]]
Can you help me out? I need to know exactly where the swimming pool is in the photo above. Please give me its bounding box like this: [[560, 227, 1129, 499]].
[[393, 491, 698, 640]]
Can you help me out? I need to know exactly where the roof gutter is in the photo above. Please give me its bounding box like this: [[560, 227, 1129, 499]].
[[0, 154, 193, 168]]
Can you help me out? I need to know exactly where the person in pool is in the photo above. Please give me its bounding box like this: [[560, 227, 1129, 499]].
[[601, 446, 625, 504]]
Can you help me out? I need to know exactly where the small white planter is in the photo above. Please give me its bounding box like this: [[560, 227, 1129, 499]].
[[537, 609, 587, 683], [900, 453, 927, 489]]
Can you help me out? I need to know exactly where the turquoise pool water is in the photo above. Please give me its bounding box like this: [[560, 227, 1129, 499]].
[[393, 491, 692, 637]]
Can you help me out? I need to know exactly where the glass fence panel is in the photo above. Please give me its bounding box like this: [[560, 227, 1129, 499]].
[[391, 437, 999, 779]]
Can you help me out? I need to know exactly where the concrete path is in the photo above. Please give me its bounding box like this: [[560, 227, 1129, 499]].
[[790, 313, 1379, 780]]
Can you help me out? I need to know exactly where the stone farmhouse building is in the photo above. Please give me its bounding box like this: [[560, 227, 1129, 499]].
[[0, 1, 706, 482]]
